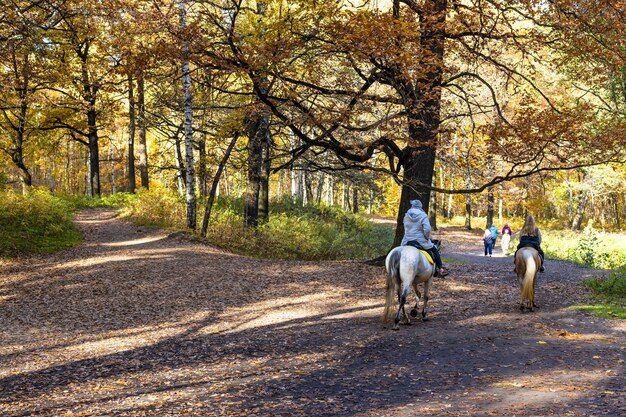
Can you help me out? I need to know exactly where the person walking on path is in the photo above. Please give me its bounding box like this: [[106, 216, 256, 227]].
[[401, 199, 449, 277], [501, 223, 512, 255], [483, 228, 493, 256], [489, 224, 499, 248]]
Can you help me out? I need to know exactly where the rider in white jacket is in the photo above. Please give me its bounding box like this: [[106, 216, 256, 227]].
[[401, 199, 449, 277]]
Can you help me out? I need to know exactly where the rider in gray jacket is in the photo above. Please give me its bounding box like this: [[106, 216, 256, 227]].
[[401, 199, 449, 277]]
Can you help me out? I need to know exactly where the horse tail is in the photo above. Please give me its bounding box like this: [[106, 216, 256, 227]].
[[521, 253, 536, 302], [383, 248, 401, 323]]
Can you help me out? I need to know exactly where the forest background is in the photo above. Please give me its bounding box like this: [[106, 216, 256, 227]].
[[1, 0, 625, 271]]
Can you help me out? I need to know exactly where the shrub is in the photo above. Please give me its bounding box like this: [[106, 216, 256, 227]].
[[60, 192, 136, 209], [0, 172, 8, 190], [566, 222, 626, 269], [539, 222, 626, 270], [0, 188, 82, 257], [124, 193, 393, 260], [121, 186, 186, 229], [583, 266, 626, 306]]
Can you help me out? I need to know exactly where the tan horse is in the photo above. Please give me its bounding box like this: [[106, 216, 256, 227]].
[[514, 247, 542, 312]]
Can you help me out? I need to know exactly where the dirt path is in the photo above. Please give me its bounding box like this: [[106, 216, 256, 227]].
[[1, 209, 624, 416]]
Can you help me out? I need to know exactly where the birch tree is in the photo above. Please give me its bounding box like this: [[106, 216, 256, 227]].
[[179, 0, 196, 229]]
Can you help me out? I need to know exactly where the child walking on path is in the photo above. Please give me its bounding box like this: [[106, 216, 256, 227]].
[[483, 228, 493, 256]]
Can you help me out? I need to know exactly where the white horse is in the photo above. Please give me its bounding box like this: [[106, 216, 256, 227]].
[[383, 245, 435, 330], [514, 247, 542, 312]]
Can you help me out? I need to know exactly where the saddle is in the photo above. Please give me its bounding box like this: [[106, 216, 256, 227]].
[[420, 250, 434, 265], [405, 240, 435, 265]]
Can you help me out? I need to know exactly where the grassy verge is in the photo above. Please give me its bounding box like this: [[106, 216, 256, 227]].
[[573, 266, 626, 319], [571, 304, 626, 319], [0, 189, 83, 257], [121, 188, 394, 260]]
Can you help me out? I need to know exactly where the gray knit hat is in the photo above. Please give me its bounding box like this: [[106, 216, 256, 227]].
[[410, 199, 422, 209]]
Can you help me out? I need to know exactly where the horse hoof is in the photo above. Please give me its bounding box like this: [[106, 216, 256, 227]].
[[410, 309, 418, 318], [392, 325, 400, 331], [422, 316, 429, 322]]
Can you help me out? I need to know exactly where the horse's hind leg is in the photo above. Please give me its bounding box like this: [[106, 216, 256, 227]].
[[421, 278, 432, 321], [410, 285, 421, 318], [393, 285, 410, 330]]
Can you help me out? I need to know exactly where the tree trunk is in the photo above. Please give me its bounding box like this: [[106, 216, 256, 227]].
[[316, 174, 325, 205], [486, 185, 494, 227], [613, 194, 621, 230], [137, 69, 149, 189], [127, 72, 136, 193], [498, 184, 503, 226], [438, 162, 445, 216], [13, 93, 32, 193], [87, 105, 101, 197], [174, 131, 185, 197], [328, 175, 335, 205], [391, 0, 446, 246], [447, 134, 457, 219], [198, 133, 207, 198], [245, 116, 266, 227], [393, 142, 437, 246], [110, 138, 116, 193], [352, 185, 358, 213], [291, 166, 297, 202], [78, 43, 101, 198], [571, 190, 588, 230], [258, 132, 271, 222], [179, 0, 196, 229], [567, 170, 573, 224], [201, 133, 238, 237], [429, 187, 437, 231], [464, 193, 472, 230], [304, 167, 312, 204]]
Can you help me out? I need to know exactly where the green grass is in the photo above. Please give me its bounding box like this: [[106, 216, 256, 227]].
[[541, 225, 626, 270], [571, 266, 626, 319], [442, 258, 469, 265], [570, 304, 626, 319], [0, 188, 83, 257]]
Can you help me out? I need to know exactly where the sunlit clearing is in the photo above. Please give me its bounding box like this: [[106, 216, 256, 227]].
[[51, 253, 176, 269], [74, 219, 115, 224], [207, 291, 347, 334], [489, 369, 609, 400], [101, 234, 168, 247], [0, 294, 15, 303], [447, 283, 476, 292], [66, 314, 208, 357], [322, 302, 380, 320]]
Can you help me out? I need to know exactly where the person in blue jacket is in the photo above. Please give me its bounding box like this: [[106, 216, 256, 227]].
[[489, 223, 499, 248]]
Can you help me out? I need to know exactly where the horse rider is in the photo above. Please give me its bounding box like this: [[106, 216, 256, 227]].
[[401, 199, 449, 277], [514, 214, 545, 272]]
